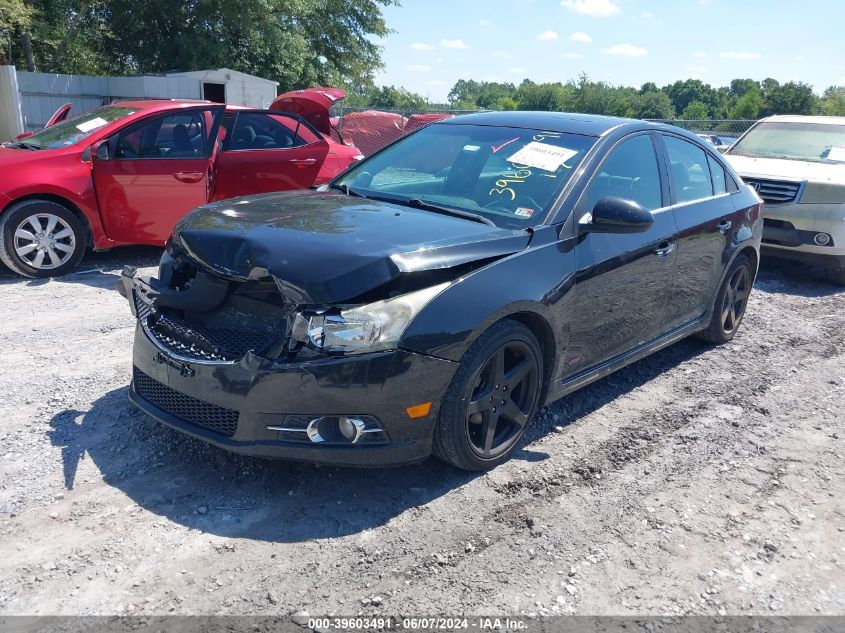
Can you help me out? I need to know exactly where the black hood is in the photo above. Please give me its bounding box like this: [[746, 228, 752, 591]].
[[171, 191, 531, 304]]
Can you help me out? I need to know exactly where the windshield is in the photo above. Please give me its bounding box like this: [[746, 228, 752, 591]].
[[730, 121, 845, 163], [14, 106, 138, 150], [334, 123, 596, 229]]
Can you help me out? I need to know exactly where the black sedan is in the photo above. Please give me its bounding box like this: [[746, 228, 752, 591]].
[[119, 112, 763, 471]]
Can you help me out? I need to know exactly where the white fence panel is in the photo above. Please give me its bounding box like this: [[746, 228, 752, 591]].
[[0, 66, 25, 141]]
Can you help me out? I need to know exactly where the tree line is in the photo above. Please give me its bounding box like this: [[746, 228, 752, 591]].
[[349, 75, 845, 119], [0, 0, 397, 90]]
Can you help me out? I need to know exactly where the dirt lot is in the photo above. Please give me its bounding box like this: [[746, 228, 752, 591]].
[[0, 248, 843, 617]]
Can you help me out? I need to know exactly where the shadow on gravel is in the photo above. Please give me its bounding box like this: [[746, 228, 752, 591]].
[[46, 334, 713, 544], [48, 387, 483, 542], [0, 245, 161, 289], [754, 259, 843, 298]]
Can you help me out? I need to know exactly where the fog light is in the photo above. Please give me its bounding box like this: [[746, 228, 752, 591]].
[[814, 232, 832, 246], [338, 416, 365, 443]]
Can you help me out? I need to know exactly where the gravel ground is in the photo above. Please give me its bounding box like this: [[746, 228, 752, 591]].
[[0, 247, 843, 617]]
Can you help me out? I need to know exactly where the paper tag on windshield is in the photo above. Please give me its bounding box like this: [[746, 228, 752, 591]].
[[76, 117, 108, 133], [827, 146, 845, 161], [507, 142, 578, 172]]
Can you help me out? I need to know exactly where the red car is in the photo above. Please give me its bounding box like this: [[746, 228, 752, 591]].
[[0, 89, 362, 277]]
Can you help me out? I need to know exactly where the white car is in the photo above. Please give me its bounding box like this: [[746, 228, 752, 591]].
[[724, 115, 845, 284]]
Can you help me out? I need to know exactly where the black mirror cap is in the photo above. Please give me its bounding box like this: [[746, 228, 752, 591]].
[[589, 197, 655, 234], [93, 141, 110, 161]]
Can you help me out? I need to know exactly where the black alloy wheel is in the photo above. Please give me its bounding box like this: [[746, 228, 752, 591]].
[[720, 264, 751, 336], [434, 320, 543, 470], [698, 254, 753, 345]]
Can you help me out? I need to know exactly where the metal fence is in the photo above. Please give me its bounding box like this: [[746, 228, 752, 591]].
[[329, 107, 756, 157]]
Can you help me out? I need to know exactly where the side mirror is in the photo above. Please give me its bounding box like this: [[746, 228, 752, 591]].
[[585, 197, 654, 234], [93, 140, 110, 161]]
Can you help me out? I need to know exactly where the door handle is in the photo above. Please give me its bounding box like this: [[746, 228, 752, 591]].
[[173, 171, 204, 183], [655, 242, 675, 258], [288, 158, 317, 167], [717, 220, 732, 235]]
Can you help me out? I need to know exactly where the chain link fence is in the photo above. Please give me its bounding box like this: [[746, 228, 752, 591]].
[[329, 105, 757, 156]]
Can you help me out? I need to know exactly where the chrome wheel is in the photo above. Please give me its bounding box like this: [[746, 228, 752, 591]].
[[13, 213, 76, 270], [465, 340, 540, 459], [720, 265, 750, 335]]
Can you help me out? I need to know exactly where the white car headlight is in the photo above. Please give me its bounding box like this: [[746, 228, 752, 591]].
[[291, 282, 449, 354]]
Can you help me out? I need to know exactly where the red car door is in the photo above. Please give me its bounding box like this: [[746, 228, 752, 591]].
[[212, 110, 330, 201], [91, 106, 224, 245]]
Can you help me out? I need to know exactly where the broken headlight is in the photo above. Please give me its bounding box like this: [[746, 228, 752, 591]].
[[291, 282, 449, 354]]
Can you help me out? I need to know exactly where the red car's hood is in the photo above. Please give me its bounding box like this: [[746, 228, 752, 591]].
[[269, 87, 346, 135]]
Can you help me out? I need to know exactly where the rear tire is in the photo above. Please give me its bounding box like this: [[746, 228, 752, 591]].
[[433, 319, 543, 471], [0, 199, 86, 278], [696, 254, 752, 345]]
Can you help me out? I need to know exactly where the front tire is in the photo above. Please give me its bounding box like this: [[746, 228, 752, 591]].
[[827, 267, 845, 286], [433, 319, 543, 471], [0, 199, 86, 278], [697, 254, 752, 345]]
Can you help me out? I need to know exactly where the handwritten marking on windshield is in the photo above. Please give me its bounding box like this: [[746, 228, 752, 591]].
[[491, 137, 520, 154]]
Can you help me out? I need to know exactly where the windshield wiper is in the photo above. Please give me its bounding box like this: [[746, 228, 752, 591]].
[[327, 183, 366, 198], [405, 198, 496, 227], [9, 140, 40, 150]]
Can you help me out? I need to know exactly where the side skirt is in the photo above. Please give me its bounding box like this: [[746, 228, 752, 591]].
[[546, 317, 705, 404]]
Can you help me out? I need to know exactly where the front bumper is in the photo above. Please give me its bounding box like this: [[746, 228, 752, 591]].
[[761, 202, 845, 266], [124, 266, 459, 466]]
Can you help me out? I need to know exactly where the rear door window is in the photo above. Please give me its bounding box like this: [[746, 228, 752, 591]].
[[663, 136, 714, 203], [707, 154, 727, 195], [226, 112, 320, 150]]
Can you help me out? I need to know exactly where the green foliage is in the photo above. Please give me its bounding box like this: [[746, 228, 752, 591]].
[[760, 80, 817, 116], [729, 91, 762, 119], [681, 100, 710, 120], [348, 85, 428, 109], [819, 86, 845, 116], [2, 0, 396, 90], [633, 90, 675, 119]]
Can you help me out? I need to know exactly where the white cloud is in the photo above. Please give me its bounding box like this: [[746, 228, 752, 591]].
[[720, 51, 762, 60], [563, 53, 584, 59], [479, 19, 492, 27], [440, 38, 470, 49], [641, 11, 654, 19], [492, 51, 514, 59], [602, 43, 648, 56], [561, 0, 621, 18], [694, 51, 706, 58], [795, 55, 805, 62], [410, 42, 435, 51], [570, 32, 592, 43], [686, 65, 710, 78], [404, 64, 431, 72], [538, 30, 559, 41], [509, 66, 527, 73]]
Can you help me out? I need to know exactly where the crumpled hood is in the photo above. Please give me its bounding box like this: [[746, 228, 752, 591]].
[[171, 190, 531, 304], [726, 154, 845, 184]]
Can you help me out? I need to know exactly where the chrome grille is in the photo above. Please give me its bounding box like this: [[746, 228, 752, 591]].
[[133, 367, 239, 437], [742, 177, 802, 204]]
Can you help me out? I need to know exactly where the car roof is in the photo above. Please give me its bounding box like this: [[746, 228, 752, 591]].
[[438, 111, 650, 136], [763, 114, 845, 125]]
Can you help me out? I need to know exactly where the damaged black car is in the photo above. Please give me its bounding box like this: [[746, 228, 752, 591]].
[[119, 112, 763, 471]]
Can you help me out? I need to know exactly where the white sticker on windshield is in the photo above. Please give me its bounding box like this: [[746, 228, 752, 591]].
[[506, 142, 578, 172], [462, 144, 481, 152], [75, 117, 108, 133], [827, 146, 845, 161]]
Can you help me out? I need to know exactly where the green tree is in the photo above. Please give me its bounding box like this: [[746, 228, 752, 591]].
[[364, 85, 427, 109], [633, 90, 675, 119], [761, 80, 818, 116], [517, 80, 574, 112], [3, 0, 396, 90], [681, 100, 710, 120], [729, 91, 762, 119], [819, 86, 845, 116], [663, 79, 720, 117]]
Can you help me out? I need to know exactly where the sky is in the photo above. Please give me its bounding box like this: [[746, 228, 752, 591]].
[[372, 0, 845, 103]]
